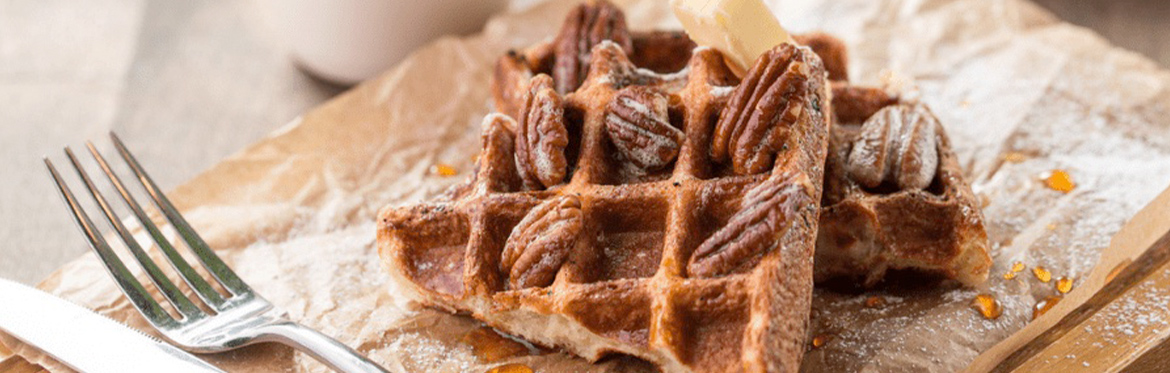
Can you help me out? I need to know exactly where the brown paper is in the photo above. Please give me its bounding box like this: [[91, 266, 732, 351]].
[[4, 0, 1170, 371]]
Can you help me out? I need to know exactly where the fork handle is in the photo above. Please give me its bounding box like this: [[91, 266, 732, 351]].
[[256, 321, 389, 373]]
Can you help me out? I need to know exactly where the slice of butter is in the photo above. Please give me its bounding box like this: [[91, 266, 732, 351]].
[[671, 0, 793, 75]]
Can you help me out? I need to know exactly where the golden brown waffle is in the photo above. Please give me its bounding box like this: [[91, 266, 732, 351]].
[[379, 2, 832, 371], [816, 85, 991, 287]]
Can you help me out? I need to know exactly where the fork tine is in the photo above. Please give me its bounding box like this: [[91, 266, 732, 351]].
[[86, 142, 229, 311], [109, 133, 253, 296], [45, 157, 177, 329], [65, 147, 206, 320]]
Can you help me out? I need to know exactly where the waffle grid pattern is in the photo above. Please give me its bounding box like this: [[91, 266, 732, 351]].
[[379, 33, 831, 372]]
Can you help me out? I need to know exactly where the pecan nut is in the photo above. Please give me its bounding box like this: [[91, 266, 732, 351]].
[[552, 0, 633, 94], [604, 86, 684, 169], [688, 172, 813, 277], [492, 50, 535, 119], [846, 103, 940, 191], [712, 44, 826, 175], [501, 195, 584, 288], [586, 41, 657, 90], [515, 74, 570, 189]]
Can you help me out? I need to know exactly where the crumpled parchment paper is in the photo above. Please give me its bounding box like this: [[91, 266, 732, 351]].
[[4, 0, 1170, 371]]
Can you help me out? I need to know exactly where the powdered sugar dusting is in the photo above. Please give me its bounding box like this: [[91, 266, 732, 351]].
[[619, 95, 654, 117], [1088, 269, 1170, 344], [532, 96, 561, 178], [710, 85, 736, 98], [383, 332, 476, 372]]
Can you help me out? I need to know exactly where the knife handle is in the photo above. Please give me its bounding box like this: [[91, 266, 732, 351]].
[[255, 321, 389, 373]]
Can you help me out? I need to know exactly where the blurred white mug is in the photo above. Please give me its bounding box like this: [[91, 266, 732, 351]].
[[260, 0, 509, 85]]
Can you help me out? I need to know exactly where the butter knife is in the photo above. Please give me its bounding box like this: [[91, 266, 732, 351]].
[[0, 278, 223, 373]]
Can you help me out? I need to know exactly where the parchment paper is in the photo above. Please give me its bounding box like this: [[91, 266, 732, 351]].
[[4, 0, 1170, 371]]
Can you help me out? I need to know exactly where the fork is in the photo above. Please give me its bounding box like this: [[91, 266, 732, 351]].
[[45, 133, 388, 373]]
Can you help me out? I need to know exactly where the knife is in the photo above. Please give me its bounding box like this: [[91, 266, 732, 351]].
[[0, 278, 223, 373]]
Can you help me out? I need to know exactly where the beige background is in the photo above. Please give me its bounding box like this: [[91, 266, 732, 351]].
[[1, 0, 1167, 286]]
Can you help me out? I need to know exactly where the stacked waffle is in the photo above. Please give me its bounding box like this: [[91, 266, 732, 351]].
[[378, 1, 990, 371]]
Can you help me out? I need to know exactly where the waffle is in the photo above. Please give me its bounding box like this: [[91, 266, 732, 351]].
[[816, 85, 991, 286], [803, 31, 989, 287], [791, 32, 991, 286], [379, 2, 832, 371]]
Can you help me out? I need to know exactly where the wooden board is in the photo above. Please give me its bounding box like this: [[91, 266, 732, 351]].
[[993, 229, 1170, 371]]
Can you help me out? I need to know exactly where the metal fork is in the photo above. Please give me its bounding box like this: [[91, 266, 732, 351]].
[[45, 133, 388, 373]]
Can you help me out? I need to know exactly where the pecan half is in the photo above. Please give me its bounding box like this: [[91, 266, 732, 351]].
[[552, 0, 633, 94], [688, 172, 813, 277], [515, 74, 570, 190], [604, 86, 684, 169], [587, 41, 659, 90], [846, 104, 940, 191], [501, 195, 584, 288], [712, 44, 825, 175], [492, 50, 535, 119]]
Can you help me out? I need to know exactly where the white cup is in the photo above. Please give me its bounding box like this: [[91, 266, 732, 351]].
[[260, 0, 509, 85]]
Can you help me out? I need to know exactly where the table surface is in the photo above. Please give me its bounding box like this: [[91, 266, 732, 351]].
[[1, 0, 1168, 286]]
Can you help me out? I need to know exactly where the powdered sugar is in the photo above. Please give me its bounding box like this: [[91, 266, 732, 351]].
[[384, 332, 476, 372], [1088, 270, 1170, 344], [619, 95, 654, 117], [709, 85, 736, 98]]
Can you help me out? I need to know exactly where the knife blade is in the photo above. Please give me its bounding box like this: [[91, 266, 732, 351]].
[[0, 278, 223, 373]]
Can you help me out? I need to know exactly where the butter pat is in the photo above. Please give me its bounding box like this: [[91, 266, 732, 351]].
[[671, 0, 793, 75]]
